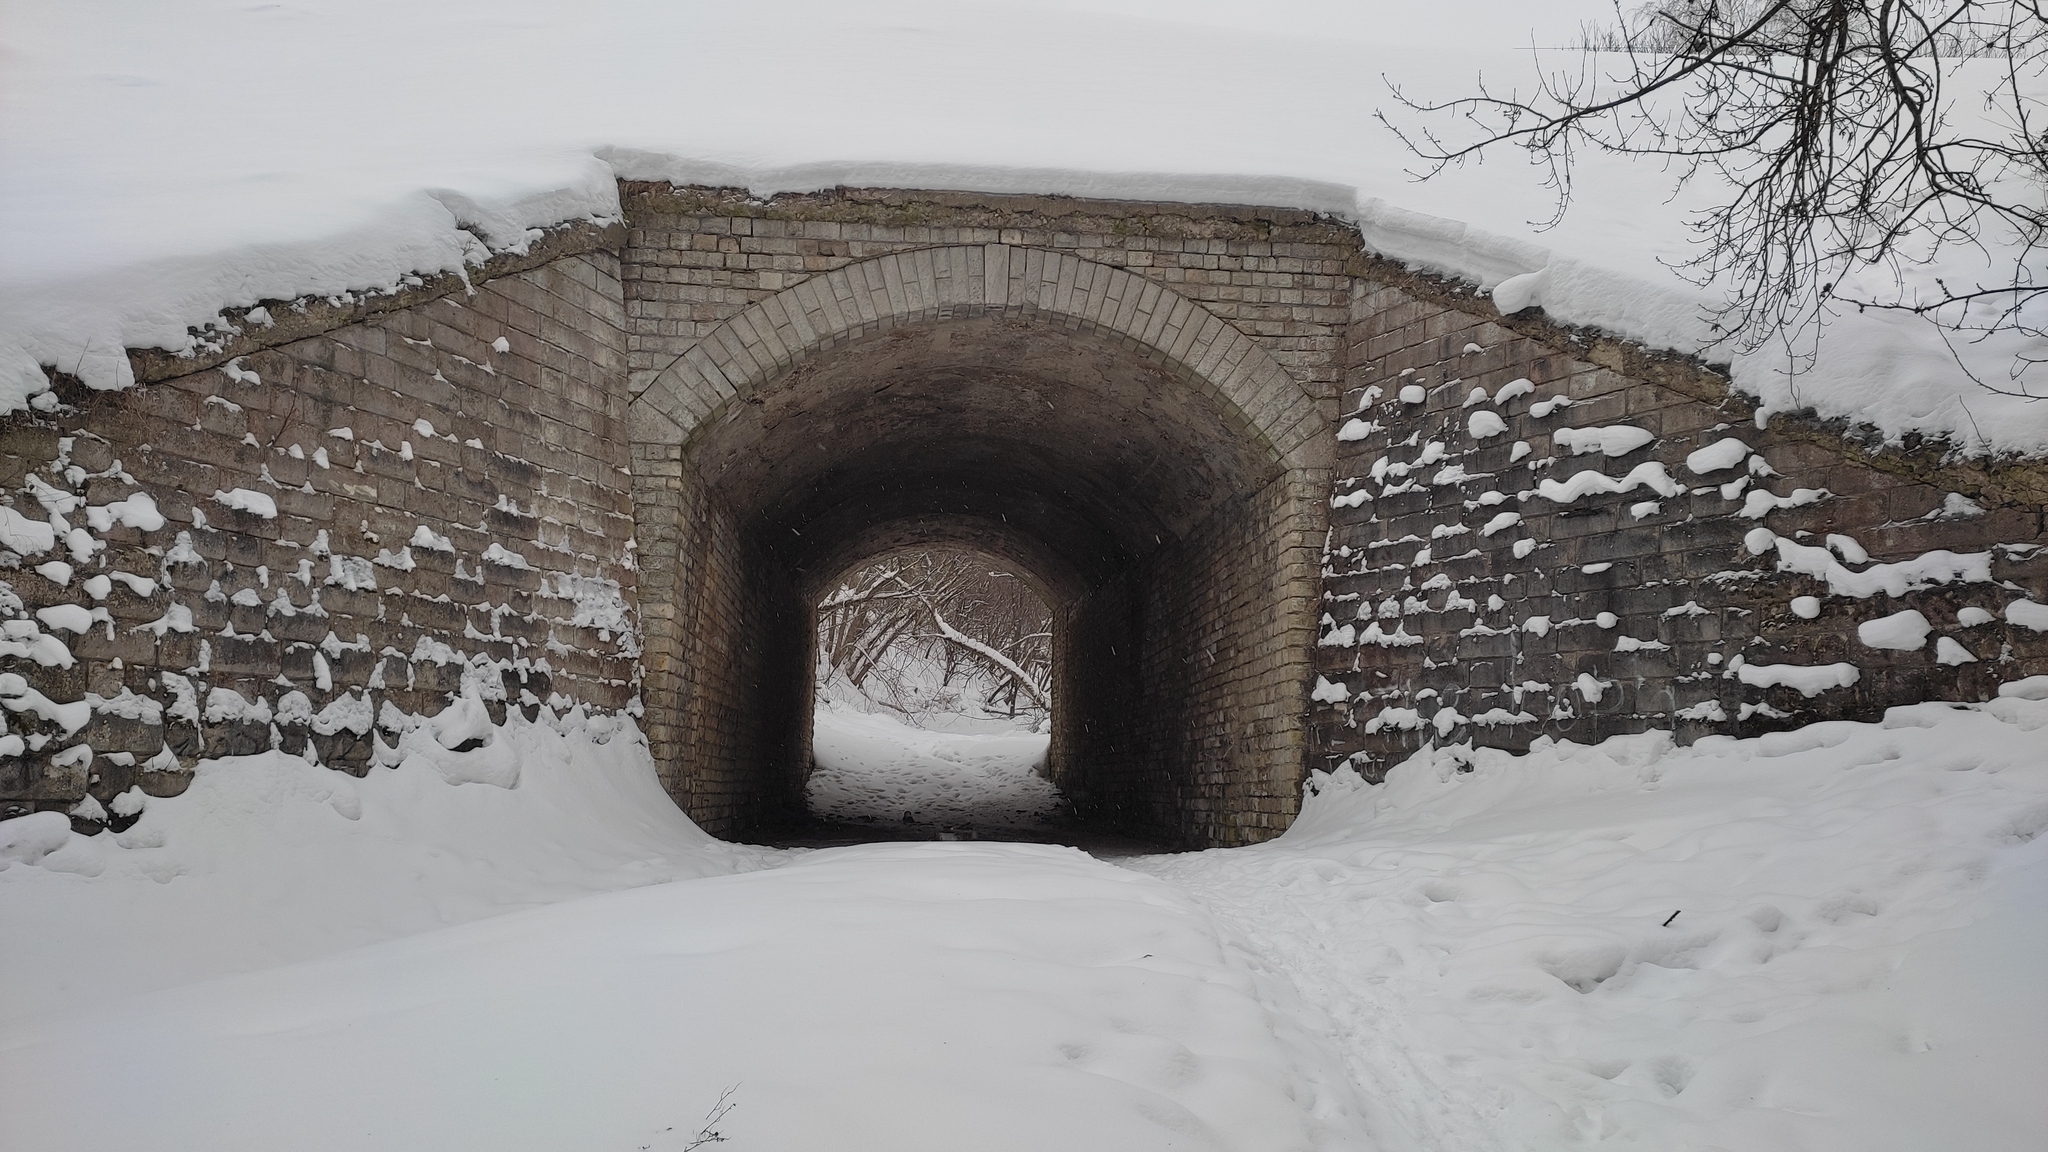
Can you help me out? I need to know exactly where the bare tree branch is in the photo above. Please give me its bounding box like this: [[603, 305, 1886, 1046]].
[[1383, 0, 2048, 397]]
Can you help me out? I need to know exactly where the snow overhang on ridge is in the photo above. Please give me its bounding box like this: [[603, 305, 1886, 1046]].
[[0, 152, 1653, 398], [0, 150, 2039, 458]]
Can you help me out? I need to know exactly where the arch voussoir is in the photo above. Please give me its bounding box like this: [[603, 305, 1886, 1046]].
[[635, 244, 1322, 457]]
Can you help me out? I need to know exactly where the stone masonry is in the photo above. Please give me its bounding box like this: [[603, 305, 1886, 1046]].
[[621, 188, 1348, 847], [3, 185, 2043, 849], [0, 239, 639, 820], [1313, 270, 2048, 778]]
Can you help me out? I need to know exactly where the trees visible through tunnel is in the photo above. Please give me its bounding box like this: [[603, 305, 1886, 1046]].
[[815, 548, 1052, 728], [806, 547, 1062, 835]]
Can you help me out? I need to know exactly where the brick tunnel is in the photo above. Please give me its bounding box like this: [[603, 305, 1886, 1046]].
[[628, 243, 1333, 847]]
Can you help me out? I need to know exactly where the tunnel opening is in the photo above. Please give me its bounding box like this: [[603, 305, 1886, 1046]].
[[802, 544, 1063, 840], [629, 245, 1331, 848]]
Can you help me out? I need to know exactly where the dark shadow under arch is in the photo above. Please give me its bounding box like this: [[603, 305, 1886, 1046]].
[[631, 248, 1330, 847]]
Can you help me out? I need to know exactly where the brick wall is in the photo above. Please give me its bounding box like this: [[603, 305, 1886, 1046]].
[[1060, 470, 1323, 846], [634, 460, 809, 829], [0, 248, 639, 820], [1313, 272, 2048, 778], [9, 184, 2041, 844], [618, 185, 1357, 405], [619, 188, 1346, 845]]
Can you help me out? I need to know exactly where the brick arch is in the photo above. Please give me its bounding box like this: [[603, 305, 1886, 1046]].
[[629, 244, 1327, 472], [627, 243, 1332, 848]]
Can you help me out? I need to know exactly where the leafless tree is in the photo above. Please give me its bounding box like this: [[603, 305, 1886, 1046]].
[[1384, 0, 2048, 393], [816, 549, 1052, 724]]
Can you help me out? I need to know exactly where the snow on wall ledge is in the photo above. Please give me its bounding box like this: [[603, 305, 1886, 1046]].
[[0, 250, 640, 821], [8, 156, 2048, 460], [1315, 278, 2048, 778]]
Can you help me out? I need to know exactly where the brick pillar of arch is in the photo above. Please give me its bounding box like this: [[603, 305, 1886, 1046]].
[[628, 236, 1335, 846]]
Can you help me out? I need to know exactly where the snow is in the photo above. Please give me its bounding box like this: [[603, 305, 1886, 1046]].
[[1552, 424, 1656, 458], [1748, 530, 1995, 600], [1466, 410, 1508, 440], [0, 3, 2039, 453], [1337, 417, 1380, 442], [1936, 636, 1979, 665], [0, 811, 71, 868], [1857, 608, 1933, 651], [0, 673, 91, 732], [2, 689, 2045, 1149], [211, 488, 277, 519], [0, 715, 765, 1008], [1736, 660, 1862, 697], [2008, 598, 2048, 631], [483, 542, 530, 570], [1827, 533, 1871, 564], [107, 786, 147, 818], [1684, 436, 1752, 474], [807, 704, 1060, 829], [1493, 377, 1534, 404], [0, 504, 55, 555], [4, 836, 1367, 1152], [82, 491, 165, 533], [31, 603, 90, 634], [1136, 700, 2048, 1152], [1537, 462, 1683, 505], [1739, 485, 1830, 519]]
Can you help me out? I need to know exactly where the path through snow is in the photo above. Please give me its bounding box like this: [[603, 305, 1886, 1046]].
[[4, 693, 2045, 1149], [2, 841, 1371, 1152], [806, 704, 1060, 829], [1132, 696, 2048, 1151]]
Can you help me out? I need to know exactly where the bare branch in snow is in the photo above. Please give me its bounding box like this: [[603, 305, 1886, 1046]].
[[1383, 0, 2048, 395]]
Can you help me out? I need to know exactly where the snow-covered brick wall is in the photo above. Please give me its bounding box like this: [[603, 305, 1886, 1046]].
[[1316, 268, 2048, 778], [0, 239, 641, 820], [9, 180, 2040, 845]]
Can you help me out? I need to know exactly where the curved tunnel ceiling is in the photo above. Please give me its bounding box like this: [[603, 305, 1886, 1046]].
[[683, 313, 1286, 596]]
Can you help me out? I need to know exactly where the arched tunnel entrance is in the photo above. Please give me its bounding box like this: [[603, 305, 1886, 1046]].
[[629, 245, 1331, 847], [804, 544, 1060, 837]]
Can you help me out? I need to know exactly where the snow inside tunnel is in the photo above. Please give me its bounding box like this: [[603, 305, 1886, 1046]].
[[805, 545, 1063, 835]]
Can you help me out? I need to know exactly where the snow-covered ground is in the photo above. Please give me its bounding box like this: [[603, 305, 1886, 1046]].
[[5, 687, 2044, 1150], [2, 841, 1370, 1152], [6, 1, 2048, 453], [1136, 688, 2048, 1151], [0, 711, 775, 1011], [807, 703, 1061, 828]]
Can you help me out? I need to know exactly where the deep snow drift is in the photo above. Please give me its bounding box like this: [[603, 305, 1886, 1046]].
[[3, 843, 1371, 1152], [5, 1, 2048, 453], [807, 704, 1060, 828], [1136, 686, 2048, 1152], [0, 711, 774, 1012], [4, 690, 2045, 1149]]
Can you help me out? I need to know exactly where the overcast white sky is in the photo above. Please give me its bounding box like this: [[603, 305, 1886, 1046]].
[[0, 0, 1632, 281], [1027, 0, 1620, 44]]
